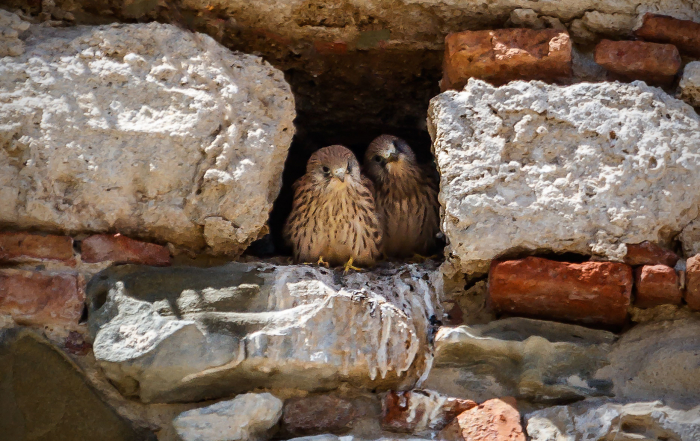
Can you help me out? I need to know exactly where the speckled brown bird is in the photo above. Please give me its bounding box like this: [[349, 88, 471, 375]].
[[284, 145, 382, 270], [363, 135, 441, 258]]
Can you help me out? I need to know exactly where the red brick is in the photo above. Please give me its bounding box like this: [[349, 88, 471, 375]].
[[633, 265, 681, 308], [0, 232, 74, 264], [282, 395, 358, 435], [314, 41, 348, 55], [635, 13, 700, 57], [81, 234, 170, 266], [594, 39, 681, 85], [442, 28, 571, 90], [489, 257, 632, 327], [437, 397, 525, 441], [382, 391, 476, 433], [0, 269, 85, 327], [685, 254, 700, 311], [624, 241, 678, 267]]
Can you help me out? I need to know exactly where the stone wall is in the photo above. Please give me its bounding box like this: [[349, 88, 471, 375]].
[[1, 2, 700, 441]]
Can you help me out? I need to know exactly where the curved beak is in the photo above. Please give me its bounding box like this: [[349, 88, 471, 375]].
[[386, 151, 400, 163], [333, 169, 346, 182]]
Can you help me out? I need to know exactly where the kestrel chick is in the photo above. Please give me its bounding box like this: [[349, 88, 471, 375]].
[[284, 145, 382, 268], [364, 135, 440, 258]]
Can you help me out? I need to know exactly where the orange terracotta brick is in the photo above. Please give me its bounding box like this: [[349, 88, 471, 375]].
[[81, 234, 171, 266], [633, 265, 681, 308], [437, 397, 525, 441], [0, 232, 74, 264], [594, 39, 681, 85], [489, 257, 632, 327], [442, 28, 571, 90], [0, 269, 84, 327], [635, 13, 700, 57]]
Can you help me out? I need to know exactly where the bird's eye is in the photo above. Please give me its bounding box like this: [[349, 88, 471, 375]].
[[373, 155, 382, 163], [322, 166, 330, 175], [347, 164, 352, 173]]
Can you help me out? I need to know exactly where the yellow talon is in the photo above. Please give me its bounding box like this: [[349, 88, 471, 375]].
[[317, 256, 330, 268], [343, 257, 362, 274], [410, 253, 439, 263]]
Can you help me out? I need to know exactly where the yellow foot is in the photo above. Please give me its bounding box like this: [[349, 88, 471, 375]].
[[317, 256, 330, 268], [410, 253, 438, 263], [343, 257, 362, 274]]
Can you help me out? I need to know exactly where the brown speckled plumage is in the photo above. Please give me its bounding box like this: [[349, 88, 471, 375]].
[[284, 145, 382, 267], [364, 135, 440, 258]]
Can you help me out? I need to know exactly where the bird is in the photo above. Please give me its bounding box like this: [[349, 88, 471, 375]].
[[284, 145, 382, 271], [363, 134, 441, 259]]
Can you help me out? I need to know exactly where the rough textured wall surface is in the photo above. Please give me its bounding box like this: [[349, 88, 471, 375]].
[[3, 0, 697, 158], [86, 262, 440, 403], [30, 0, 700, 50], [429, 79, 700, 275], [1, 2, 700, 441], [0, 22, 295, 255]]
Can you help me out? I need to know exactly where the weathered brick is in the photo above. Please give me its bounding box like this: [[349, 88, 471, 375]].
[[0, 232, 74, 264], [441, 28, 571, 90], [314, 40, 348, 55], [489, 257, 632, 327], [684, 254, 700, 311], [437, 397, 525, 441], [594, 39, 681, 85], [382, 390, 476, 433], [624, 241, 678, 267], [81, 234, 170, 266], [633, 265, 681, 308], [0, 269, 84, 326], [634, 13, 700, 57], [282, 395, 358, 435]]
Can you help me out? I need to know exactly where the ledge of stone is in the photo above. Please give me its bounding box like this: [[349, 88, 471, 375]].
[[86, 262, 440, 403]]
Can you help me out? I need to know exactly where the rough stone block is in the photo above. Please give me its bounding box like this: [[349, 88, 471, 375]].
[[527, 400, 700, 441], [81, 234, 170, 266], [633, 265, 681, 308], [0, 9, 29, 57], [623, 241, 678, 267], [86, 262, 439, 403], [684, 254, 700, 311], [381, 390, 476, 433], [428, 80, 700, 276], [594, 39, 681, 85], [489, 257, 632, 327], [0, 329, 154, 441], [678, 61, 700, 108], [437, 397, 525, 441], [635, 13, 700, 57], [173, 393, 282, 441], [0, 269, 84, 327], [0, 22, 295, 255], [0, 232, 74, 264], [596, 318, 700, 407], [441, 28, 571, 90], [422, 318, 615, 404]]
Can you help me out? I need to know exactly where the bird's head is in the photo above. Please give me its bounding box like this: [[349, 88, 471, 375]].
[[306, 144, 361, 189], [364, 135, 418, 182]]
